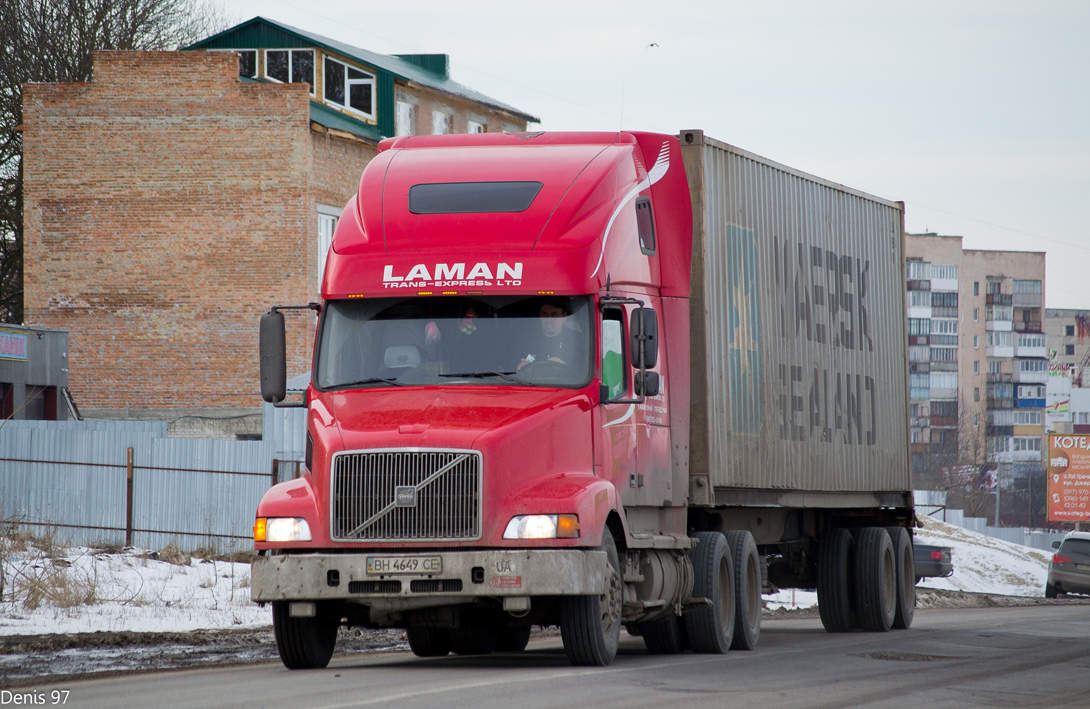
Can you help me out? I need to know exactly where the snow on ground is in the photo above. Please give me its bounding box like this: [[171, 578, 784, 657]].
[[0, 518, 1057, 637], [0, 540, 268, 636], [913, 515, 1052, 596]]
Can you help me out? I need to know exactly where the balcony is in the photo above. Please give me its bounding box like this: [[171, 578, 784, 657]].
[[1014, 344, 1046, 358], [987, 372, 1013, 383], [986, 293, 1013, 305], [907, 306, 932, 319], [1012, 449, 1043, 463], [930, 387, 958, 400], [931, 306, 958, 318], [986, 319, 1013, 332], [909, 362, 930, 373], [907, 279, 931, 291], [1014, 370, 1048, 384], [986, 346, 1014, 358], [1016, 398, 1045, 409], [989, 451, 1014, 464], [930, 415, 958, 428], [930, 362, 958, 372], [931, 277, 958, 292], [987, 398, 1013, 409], [909, 335, 930, 346], [1014, 321, 1043, 333], [988, 425, 1014, 437], [910, 416, 930, 429], [1013, 293, 1042, 308]]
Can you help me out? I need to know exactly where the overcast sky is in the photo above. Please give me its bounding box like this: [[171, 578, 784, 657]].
[[223, 0, 1090, 309]]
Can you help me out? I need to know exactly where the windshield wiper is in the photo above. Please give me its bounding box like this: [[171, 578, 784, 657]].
[[339, 377, 406, 388], [439, 371, 529, 385]]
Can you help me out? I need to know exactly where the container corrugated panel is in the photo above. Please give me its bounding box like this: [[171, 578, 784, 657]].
[[681, 131, 910, 495]]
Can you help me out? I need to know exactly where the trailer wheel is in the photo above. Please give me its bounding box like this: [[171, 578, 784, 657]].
[[684, 531, 735, 653], [854, 527, 896, 632], [726, 530, 761, 650], [817, 528, 855, 633], [272, 601, 339, 669], [495, 626, 532, 652], [641, 615, 688, 654], [885, 526, 915, 629], [449, 627, 499, 655], [406, 628, 451, 657], [560, 531, 622, 666]]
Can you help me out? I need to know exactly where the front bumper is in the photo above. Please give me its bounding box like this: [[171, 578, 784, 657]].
[[252, 549, 608, 605]]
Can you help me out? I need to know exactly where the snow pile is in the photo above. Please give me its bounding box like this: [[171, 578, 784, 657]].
[[0, 540, 268, 636], [913, 515, 1051, 596]]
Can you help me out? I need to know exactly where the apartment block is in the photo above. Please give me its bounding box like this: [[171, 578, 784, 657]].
[[905, 234, 1046, 483]]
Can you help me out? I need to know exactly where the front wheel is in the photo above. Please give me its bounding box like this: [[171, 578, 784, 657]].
[[560, 531, 623, 666], [272, 601, 339, 669]]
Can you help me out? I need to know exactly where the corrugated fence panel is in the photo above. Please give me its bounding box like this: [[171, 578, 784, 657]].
[[0, 419, 281, 552], [263, 402, 307, 458], [686, 133, 911, 493]]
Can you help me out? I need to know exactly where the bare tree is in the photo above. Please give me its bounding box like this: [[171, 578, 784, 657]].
[[0, 0, 237, 323]]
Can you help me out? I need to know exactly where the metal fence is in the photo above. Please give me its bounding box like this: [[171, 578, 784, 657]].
[[913, 490, 1065, 553], [0, 414, 305, 553]]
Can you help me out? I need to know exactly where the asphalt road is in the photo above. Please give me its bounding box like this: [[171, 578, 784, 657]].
[[27, 605, 1090, 708]]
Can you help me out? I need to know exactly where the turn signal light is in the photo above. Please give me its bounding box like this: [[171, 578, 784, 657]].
[[254, 518, 267, 542]]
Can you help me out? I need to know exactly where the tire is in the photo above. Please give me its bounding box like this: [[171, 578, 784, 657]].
[[885, 526, 915, 630], [449, 627, 499, 655], [641, 615, 687, 654], [817, 528, 855, 633], [1045, 582, 1058, 599], [406, 628, 451, 657], [726, 530, 761, 650], [495, 625, 532, 652], [560, 531, 623, 666], [684, 531, 736, 653], [854, 527, 896, 632], [272, 601, 339, 670]]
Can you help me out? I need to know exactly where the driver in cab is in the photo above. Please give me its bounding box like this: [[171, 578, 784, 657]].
[[517, 300, 571, 372]]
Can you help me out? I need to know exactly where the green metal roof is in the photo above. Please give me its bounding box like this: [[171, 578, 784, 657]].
[[188, 17, 540, 131]]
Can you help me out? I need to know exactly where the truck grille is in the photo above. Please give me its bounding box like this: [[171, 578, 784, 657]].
[[330, 449, 482, 542]]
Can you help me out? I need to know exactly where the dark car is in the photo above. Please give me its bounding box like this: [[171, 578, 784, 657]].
[[1046, 531, 1090, 598], [914, 542, 953, 584]]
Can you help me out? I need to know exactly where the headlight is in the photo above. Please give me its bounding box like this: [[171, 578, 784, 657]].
[[255, 517, 312, 542], [503, 514, 579, 539]]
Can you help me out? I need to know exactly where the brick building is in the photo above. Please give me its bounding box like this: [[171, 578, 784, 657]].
[[21, 19, 537, 432]]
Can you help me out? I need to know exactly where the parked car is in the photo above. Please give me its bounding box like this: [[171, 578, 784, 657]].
[[1046, 531, 1090, 598], [914, 542, 953, 584]]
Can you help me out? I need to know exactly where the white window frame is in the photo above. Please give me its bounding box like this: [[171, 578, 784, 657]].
[[322, 55, 376, 120], [264, 48, 316, 95], [317, 205, 340, 284], [396, 100, 417, 137], [467, 119, 486, 134], [432, 110, 452, 135], [211, 48, 257, 78]]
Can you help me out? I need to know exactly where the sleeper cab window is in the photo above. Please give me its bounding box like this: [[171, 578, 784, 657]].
[[265, 49, 314, 93], [324, 56, 375, 118], [636, 196, 656, 255]]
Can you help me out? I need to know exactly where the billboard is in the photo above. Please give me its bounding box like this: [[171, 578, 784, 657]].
[[1047, 434, 1090, 522]]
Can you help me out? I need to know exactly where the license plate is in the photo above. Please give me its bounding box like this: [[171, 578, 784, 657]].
[[1076, 564, 1090, 572], [366, 555, 442, 575]]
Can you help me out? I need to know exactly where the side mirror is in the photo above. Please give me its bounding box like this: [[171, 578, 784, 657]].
[[1052, 540, 1061, 550], [260, 310, 287, 404], [629, 308, 659, 369], [635, 370, 660, 397]]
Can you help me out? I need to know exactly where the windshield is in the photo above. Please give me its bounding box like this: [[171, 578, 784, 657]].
[[315, 295, 593, 390]]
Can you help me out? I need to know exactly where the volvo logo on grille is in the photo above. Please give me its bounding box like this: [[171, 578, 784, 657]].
[[394, 486, 417, 507]]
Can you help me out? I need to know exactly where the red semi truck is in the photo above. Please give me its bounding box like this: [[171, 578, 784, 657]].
[[254, 130, 915, 669]]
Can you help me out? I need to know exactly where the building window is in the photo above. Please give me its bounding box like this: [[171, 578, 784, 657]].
[[265, 49, 315, 93], [987, 331, 1012, 348], [432, 110, 452, 135], [323, 57, 374, 118], [1012, 437, 1041, 452], [973, 360, 979, 374], [908, 318, 930, 336], [907, 261, 930, 280], [467, 119, 486, 134], [989, 360, 1001, 374], [1067, 325, 1076, 337], [317, 208, 339, 283], [974, 335, 979, 348], [22, 385, 58, 421], [974, 387, 979, 402], [974, 413, 979, 427], [1017, 334, 1045, 348], [931, 347, 957, 362], [932, 265, 958, 280], [1079, 412, 1089, 425], [1013, 279, 1042, 295], [1019, 360, 1047, 373], [908, 291, 929, 307], [931, 292, 958, 308], [1014, 411, 1042, 425], [1066, 344, 1075, 356], [973, 307, 979, 322], [987, 281, 1002, 295], [396, 101, 416, 136], [215, 49, 257, 78], [974, 281, 979, 296]]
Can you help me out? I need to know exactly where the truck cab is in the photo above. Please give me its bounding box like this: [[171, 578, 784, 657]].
[[253, 131, 705, 668]]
